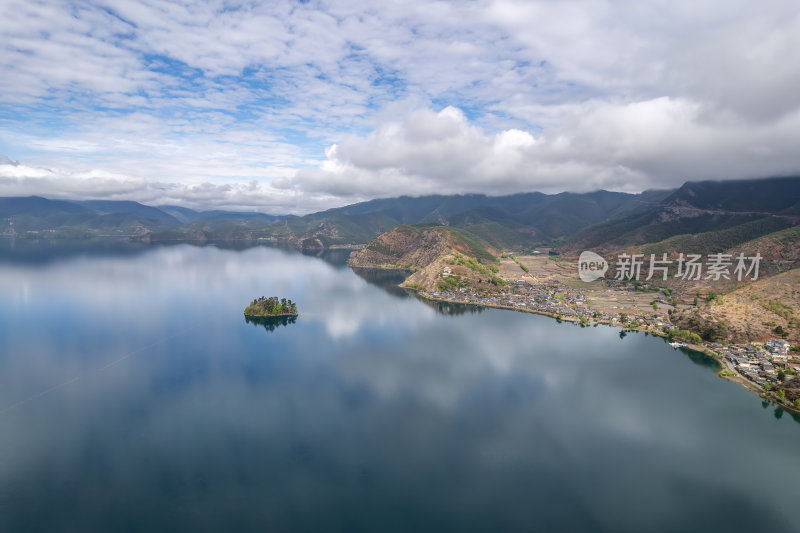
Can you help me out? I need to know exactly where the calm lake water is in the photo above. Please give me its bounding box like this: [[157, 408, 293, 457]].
[[1, 240, 799, 533]]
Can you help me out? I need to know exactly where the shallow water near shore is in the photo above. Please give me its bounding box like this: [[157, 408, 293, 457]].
[[1, 241, 799, 533]]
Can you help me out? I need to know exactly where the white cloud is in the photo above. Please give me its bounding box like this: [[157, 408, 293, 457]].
[[1, 0, 799, 210], [281, 100, 800, 198], [0, 158, 344, 213]]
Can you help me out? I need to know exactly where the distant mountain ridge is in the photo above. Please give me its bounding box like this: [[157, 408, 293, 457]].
[[253, 189, 672, 250], [2, 176, 798, 252], [0, 189, 670, 247], [563, 176, 800, 253], [663, 176, 800, 214], [0, 196, 285, 240]]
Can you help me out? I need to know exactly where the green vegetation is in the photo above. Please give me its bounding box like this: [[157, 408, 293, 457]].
[[440, 227, 496, 263], [502, 252, 530, 273], [763, 299, 793, 320], [778, 390, 786, 402], [450, 220, 533, 250], [452, 252, 507, 286], [365, 241, 392, 255], [453, 251, 487, 272], [245, 296, 298, 317], [674, 312, 729, 342], [438, 274, 470, 292], [672, 329, 703, 344], [763, 383, 773, 391], [574, 212, 763, 253], [719, 369, 736, 377], [510, 254, 530, 273], [704, 321, 728, 342], [489, 275, 508, 286], [405, 282, 425, 291], [706, 291, 722, 305], [641, 216, 793, 256]]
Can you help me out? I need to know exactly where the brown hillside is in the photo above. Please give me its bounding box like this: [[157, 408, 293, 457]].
[[726, 226, 800, 277], [347, 226, 453, 269], [684, 268, 800, 343], [348, 225, 496, 269]]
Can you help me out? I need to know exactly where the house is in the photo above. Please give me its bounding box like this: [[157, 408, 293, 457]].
[[766, 338, 790, 355]]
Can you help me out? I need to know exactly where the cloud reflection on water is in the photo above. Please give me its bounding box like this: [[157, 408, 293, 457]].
[[0, 243, 799, 533]]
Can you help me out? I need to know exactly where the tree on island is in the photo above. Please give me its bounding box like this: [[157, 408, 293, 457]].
[[245, 296, 298, 316]]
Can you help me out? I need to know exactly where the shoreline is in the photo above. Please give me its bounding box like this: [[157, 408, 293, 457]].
[[244, 313, 299, 318], [349, 263, 416, 271], [404, 285, 800, 415]]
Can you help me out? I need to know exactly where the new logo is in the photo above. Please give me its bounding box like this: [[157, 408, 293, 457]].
[[578, 251, 608, 282]]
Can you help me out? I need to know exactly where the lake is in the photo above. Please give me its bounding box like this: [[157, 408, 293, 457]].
[[1, 241, 799, 533]]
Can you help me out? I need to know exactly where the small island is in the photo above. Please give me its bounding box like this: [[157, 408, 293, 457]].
[[244, 296, 298, 317]]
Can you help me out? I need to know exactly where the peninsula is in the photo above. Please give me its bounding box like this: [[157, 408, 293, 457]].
[[244, 296, 298, 317]]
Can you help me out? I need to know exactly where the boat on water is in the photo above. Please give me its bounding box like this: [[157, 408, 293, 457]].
[[669, 342, 687, 348]]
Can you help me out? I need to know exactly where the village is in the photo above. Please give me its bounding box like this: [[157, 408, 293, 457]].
[[427, 276, 670, 330], [719, 338, 799, 387]]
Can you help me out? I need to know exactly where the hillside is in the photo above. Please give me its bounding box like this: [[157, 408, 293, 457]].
[[726, 226, 800, 275], [76, 200, 182, 225], [672, 268, 800, 343], [630, 217, 800, 294], [564, 176, 800, 253], [0, 196, 181, 238], [663, 176, 800, 213], [348, 224, 495, 269], [348, 224, 507, 293], [640, 217, 793, 257]]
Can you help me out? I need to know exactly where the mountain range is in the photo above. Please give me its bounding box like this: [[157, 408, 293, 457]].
[[1, 176, 798, 256], [565, 176, 800, 254]]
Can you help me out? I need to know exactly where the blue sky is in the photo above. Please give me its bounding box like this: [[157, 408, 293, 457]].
[[1, 0, 800, 213]]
